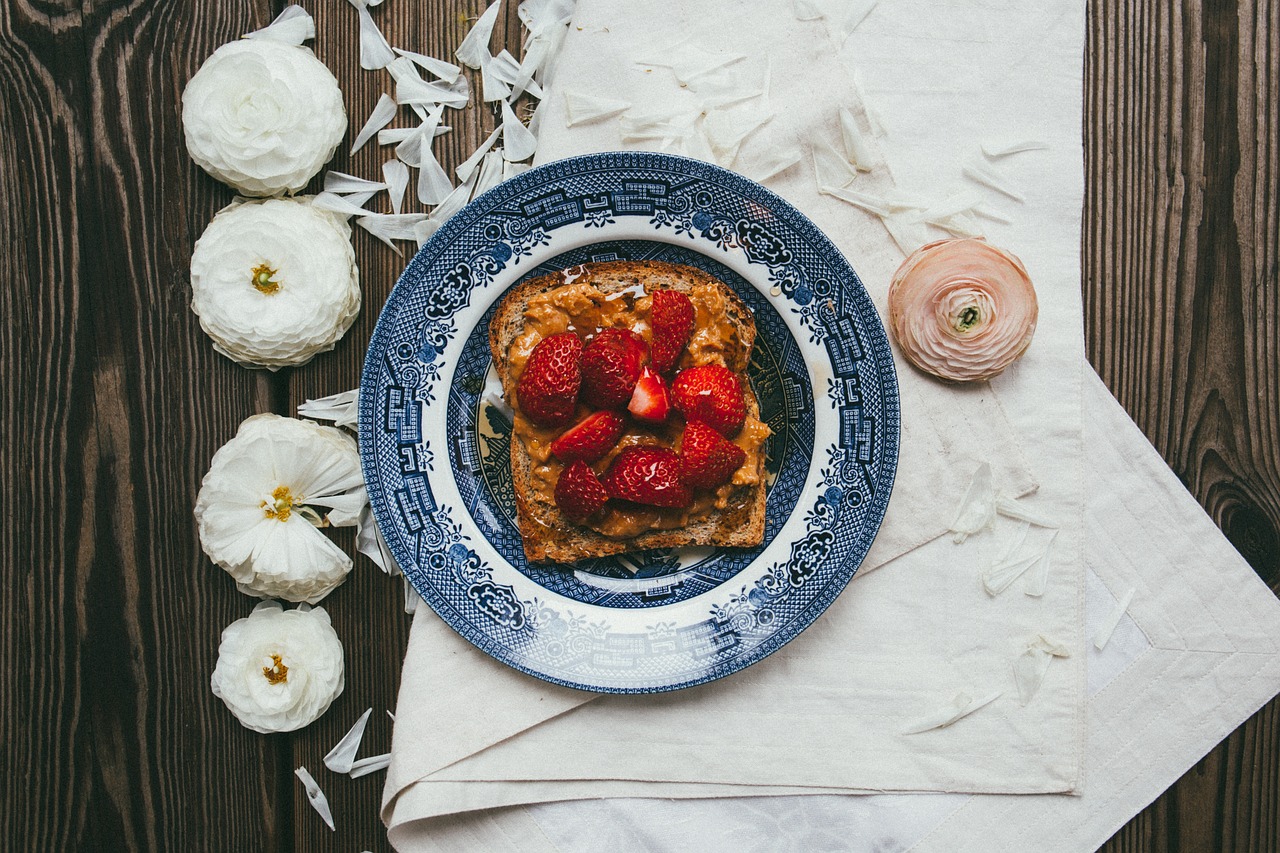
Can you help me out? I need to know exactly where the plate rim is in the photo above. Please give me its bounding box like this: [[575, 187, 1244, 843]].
[[359, 151, 900, 693]]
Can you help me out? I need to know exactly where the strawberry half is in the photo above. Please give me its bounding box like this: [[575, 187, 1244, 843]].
[[581, 328, 646, 409], [650, 289, 695, 375], [550, 411, 626, 464], [517, 332, 582, 427], [555, 460, 610, 521], [671, 364, 747, 437], [678, 421, 747, 489], [627, 365, 671, 424], [602, 446, 692, 508]]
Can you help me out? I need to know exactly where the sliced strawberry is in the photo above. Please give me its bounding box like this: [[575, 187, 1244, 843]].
[[581, 328, 646, 409], [670, 364, 747, 437], [627, 366, 671, 424], [517, 332, 582, 427], [550, 411, 626, 464], [602, 446, 692, 508], [678, 421, 747, 489], [650, 289, 695, 375], [555, 460, 610, 521]]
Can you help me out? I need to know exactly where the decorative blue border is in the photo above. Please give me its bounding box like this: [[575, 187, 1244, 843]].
[[359, 152, 900, 693]]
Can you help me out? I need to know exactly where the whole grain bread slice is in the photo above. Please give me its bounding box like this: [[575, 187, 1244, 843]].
[[488, 260, 767, 564]]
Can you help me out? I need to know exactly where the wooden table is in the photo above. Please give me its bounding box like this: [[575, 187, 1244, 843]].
[[2, 1, 1275, 849]]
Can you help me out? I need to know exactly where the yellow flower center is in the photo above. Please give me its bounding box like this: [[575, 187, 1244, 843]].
[[262, 653, 289, 685], [251, 262, 280, 295], [262, 485, 302, 522]]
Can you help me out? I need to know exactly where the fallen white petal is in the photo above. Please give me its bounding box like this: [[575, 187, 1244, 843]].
[[1023, 531, 1057, 596], [820, 185, 921, 218], [1014, 634, 1071, 705], [356, 504, 401, 575], [473, 149, 506, 195], [418, 146, 454, 205], [349, 93, 398, 156], [480, 54, 513, 102], [503, 161, 531, 180], [357, 212, 429, 252], [849, 66, 887, 137], [879, 211, 931, 255], [403, 577, 423, 614], [298, 388, 359, 428], [456, 127, 502, 181], [563, 91, 629, 127], [433, 167, 480, 224], [501, 99, 538, 161], [811, 138, 856, 190], [742, 143, 801, 183], [324, 171, 388, 195], [831, 0, 877, 45], [903, 690, 1001, 734], [347, 0, 395, 69], [518, 0, 574, 33], [456, 0, 502, 69], [982, 139, 1049, 158], [489, 49, 523, 86], [928, 210, 985, 239], [311, 192, 375, 219], [983, 529, 1056, 597], [387, 710, 396, 722], [949, 462, 995, 542], [349, 752, 392, 778], [1093, 586, 1136, 650], [336, 189, 380, 209], [294, 766, 335, 831], [838, 107, 875, 172], [982, 552, 1041, 596], [963, 161, 1026, 202], [245, 5, 315, 45], [324, 708, 373, 773], [414, 218, 440, 247], [919, 191, 984, 223], [996, 496, 1058, 528], [393, 47, 462, 83], [381, 159, 409, 214]]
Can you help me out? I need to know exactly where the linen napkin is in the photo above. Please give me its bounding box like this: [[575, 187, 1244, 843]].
[[383, 0, 1089, 832], [383, 370, 1280, 853]]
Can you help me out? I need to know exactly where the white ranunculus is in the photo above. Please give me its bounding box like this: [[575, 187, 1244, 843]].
[[211, 601, 344, 733], [195, 414, 368, 604], [190, 197, 360, 370], [182, 38, 347, 196]]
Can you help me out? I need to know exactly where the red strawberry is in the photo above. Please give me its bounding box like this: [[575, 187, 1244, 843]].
[[555, 460, 610, 520], [671, 365, 747, 437], [517, 332, 582, 427], [627, 366, 671, 424], [550, 411, 626, 464], [649, 290, 695, 375], [602, 446, 692, 508], [581, 328, 646, 408], [678, 421, 747, 489]]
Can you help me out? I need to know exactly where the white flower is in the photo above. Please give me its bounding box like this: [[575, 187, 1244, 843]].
[[211, 601, 344, 733], [190, 198, 360, 370], [182, 39, 347, 196], [195, 414, 367, 604]]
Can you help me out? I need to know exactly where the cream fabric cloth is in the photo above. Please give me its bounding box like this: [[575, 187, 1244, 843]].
[[383, 0, 1092, 835]]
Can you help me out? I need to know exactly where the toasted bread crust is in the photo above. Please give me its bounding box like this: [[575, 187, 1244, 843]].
[[489, 260, 766, 563]]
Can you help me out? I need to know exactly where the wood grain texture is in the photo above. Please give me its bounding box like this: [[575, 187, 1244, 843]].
[[0, 0, 1275, 849], [1086, 0, 1280, 850]]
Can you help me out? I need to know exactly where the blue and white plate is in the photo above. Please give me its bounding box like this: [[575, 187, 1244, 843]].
[[359, 152, 899, 693]]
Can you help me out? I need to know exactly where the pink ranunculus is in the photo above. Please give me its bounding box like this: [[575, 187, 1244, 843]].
[[888, 238, 1038, 382]]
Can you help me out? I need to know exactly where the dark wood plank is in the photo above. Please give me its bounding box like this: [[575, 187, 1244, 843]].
[[1086, 0, 1280, 850]]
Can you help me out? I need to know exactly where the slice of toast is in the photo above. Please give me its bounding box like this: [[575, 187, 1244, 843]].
[[488, 260, 768, 564]]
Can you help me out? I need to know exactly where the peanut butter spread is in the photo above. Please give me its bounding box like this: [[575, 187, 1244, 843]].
[[507, 278, 770, 540]]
